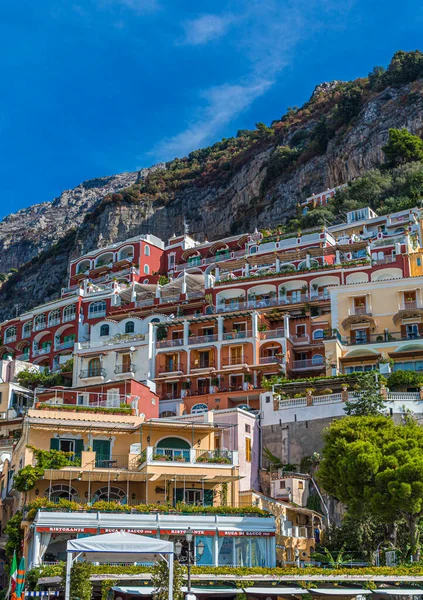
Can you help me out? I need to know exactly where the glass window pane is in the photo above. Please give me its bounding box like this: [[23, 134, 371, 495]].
[[195, 536, 213, 566], [218, 536, 233, 566]]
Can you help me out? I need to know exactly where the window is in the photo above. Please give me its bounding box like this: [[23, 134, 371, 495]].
[[355, 329, 368, 344], [144, 264, 149, 274], [265, 396, 271, 403], [22, 322, 32, 338], [100, 324, 110, 337], [34, 314, 46, 330], [48, 309, 61, 325], [279, 480, 286, 489], [63, 305, 76, 322], [313, 329, 324, 340], [191, 403, 208, 414], [88, 357, 101, 376], [144, 245, 150, 256], [312, 354, 324, 365], [298, 481, 304, 490], [296, 324, 306, 336], [125, 321, 135, 334], [246, 438, 252, 462], [168, 254, 175, 269], [160, 411, 176, 418], [245, 424, 251, 433], [5, 326, 17, 341], [89, 301, 106, 317], [417, 258, 422, 267], [77, 394, 88, 406]]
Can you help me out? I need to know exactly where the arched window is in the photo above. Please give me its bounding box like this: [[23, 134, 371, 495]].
[[100, 324, 110, 337], [144, 264, 149, 274], [312, 354, 324, 365], [5, 326, 17, 341], [191, 403, 208, 414], [63, 305, 76, 322], [160, 411, 176, 418], [44, 484, 79, 501], [34, 314, 46, 331], [125, 321, 135, 334], [48, 309, 61, 326], [312, 329, 324, 340], [89, 301, 106, 317], [155, 437, 190, 461], [249, 246, 258, 254], [22, 322, 32, 338], [151, 318, 160, 323], [88, 357, 101, 376], [144, 245, 150, 256], [93, 486, 126, 502]]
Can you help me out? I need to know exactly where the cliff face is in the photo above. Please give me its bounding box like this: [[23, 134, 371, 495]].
[[1, 79, 423, 321]]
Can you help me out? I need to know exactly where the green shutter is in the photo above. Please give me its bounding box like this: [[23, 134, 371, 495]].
[[74, 439, 84, 458], [50, 438, 60, 451], [204, 489, 214, 506]]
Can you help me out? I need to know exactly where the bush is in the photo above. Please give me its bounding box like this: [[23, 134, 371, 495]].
[[383, 128, 423, 166]]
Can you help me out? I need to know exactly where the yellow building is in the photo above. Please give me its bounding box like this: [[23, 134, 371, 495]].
[[12, 405, 241, 511], [325, 274, 423, 374], [239, 490, 322, 565]]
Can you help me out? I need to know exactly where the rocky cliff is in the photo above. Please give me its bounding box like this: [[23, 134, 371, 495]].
[[1, 53, 423, 321]]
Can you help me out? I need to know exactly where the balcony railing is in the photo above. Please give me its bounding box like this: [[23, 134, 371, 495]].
[[54, 340, 75, 351], [223, 330, 252, 340], [146, 447, 236, 465], [135, 299, 155, 308], [404, 300, 418, 310], [342, 331, 421, 345], [222, 357, 246, 366], [63, 312, 77, 323], [79, 368, 106, 378], [22, 329, 32, 339], [259, 328, 285, 340], [33, 346, 52, 357], [159, 364, 185, 374], [188, 333, 219, 345], [94, 454, 130, 469], [292, 334, 310, 344], [291, 358, 325, 370], [152, 447, 190, 462], [48, 318, 61, 327], [195, 449, 233, 464], [16, 353, 30, 361], [156, 338, 184, 348], [114, 363, 136, 374], [88, 311, 107, 319], [5, 335, 17, 343], [160, 295, 181, 304], [33, 322, 47, 332], [259, 356, 284, 365], [190, 360, 215, 370]]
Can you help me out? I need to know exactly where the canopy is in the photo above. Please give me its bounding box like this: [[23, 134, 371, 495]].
[[243, 589, 308, 596], [309, 591, 372, 596], [113, 587, 245, 596], [65, 532, 174, 600], [67, 530, 173, 562], [374, 592, 423, 596]]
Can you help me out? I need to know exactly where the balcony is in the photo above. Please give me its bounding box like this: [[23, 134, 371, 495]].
[[292, 334, 310, 345], [143, 447, 237, 466], [247, 298, 278, 309], [159, 363, 185, 375], [259, 328, 284, 340], [135, 299, 155, 308], [404, 300, 418, 310], [190, 360, 215, 371], [33, 322, 47, 332], [188, 333, 218, 345], [259, 356, 284, 365], [216, 301, 248, 313], [16, 353, 30, 361], [33, 346, 52, 357], [156, 338, 184, 349], [54, 340, 75, 351], [223, 330, 252, 340], [88, 310, 107, 319], [5, 335, 17, 343], [222, 357, 246, 367], [22, 329, 32, 339], [342, 331, 422, 345], [79, 368, 106, 380], [291, 358, 325, 371], [353, 306, 369, 316], [160, 295, 181, 304], [63, 312, 77, 323], [48, 318, 61, 327], [114, 363, 136, 376]]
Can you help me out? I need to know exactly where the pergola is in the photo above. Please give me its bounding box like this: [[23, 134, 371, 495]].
[[65, 531, 174, 600]]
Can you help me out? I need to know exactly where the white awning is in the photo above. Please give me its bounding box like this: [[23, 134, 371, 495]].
[[309, 590, 372, 596], [244, 588, 308, 595], [112, 587, 244, 596], [112, 587, 155, 596], [67, 531, 173, 562], [375, 591, 423, 596]]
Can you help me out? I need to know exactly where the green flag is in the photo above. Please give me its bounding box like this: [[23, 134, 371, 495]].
[[15, 556, 26, 600]]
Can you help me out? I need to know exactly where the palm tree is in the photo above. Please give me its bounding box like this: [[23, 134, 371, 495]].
[[311, 544, 352, 568]]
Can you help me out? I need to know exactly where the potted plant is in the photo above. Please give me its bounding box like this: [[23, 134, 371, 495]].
[[153, 454, 170, 462], [182, 381, 191, 390]]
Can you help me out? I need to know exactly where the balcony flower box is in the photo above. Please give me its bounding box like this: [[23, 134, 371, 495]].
[[152, 454, 170, 462], [197, 455, 231, 464]]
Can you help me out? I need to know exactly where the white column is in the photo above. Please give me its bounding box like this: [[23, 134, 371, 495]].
[[131, 282, 137, 303], [168, 553, 174, 600], [148, 323, 156, 378], [275, 257, 280, 272], [306, 254, 311, 268], [335, 250, 341, 265], [183, 320, 189, 345], [244, 263, 250, 276], [65, 553, 72, 600], [252, 312, 258, 338], [215, 266, 220, 282], [214, 533, 219, 566], [156, 284, 161, 299], [283, 314, 290, 340], [217, 316, 224, 341]]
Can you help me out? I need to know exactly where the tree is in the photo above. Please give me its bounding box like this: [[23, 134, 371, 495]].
[[70, 562, 93, 600], [344, 372, 384, 416], [311, 543, 352, 568], [4, 512, 22, 560], [387, 369, 423, 391], [323, 513, 385, 561], [336, 86, 363, 124], [318, 415, 423, 559], [383, 129, 423, 166], [151, 559, 184, 600]]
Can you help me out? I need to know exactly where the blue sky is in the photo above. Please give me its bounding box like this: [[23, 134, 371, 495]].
[[1, 0, 423, 218]]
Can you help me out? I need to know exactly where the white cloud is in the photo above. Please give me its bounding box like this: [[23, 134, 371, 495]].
[[96, 0, 160, 15], [181, 14, 233, 45], [148, 0, 356, 162], [150, 79, 272, 159]]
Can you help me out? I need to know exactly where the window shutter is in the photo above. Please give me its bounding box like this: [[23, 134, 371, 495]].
[[50, 438, 60, 451], [75, 439, 84, 458]]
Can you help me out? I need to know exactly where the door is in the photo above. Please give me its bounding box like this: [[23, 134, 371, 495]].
[[185, 490, 202, 505], [93, 439, 111, 467], [406, 324, 419, 340], [199, 351, 210, 368], [122, 353, 131, 373], [230, 346, 242, 365]]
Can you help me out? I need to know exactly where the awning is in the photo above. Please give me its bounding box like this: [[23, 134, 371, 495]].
[[374, 591, 423, 596], [112, 586, 244, 596], [309, 590, 372, 596], [244, 587, 308, 595], [25, 593, 61, 598], [112, 587, 155, 596]]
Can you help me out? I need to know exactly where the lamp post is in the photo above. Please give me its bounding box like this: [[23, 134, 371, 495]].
[[174, 527, 205, 599]]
